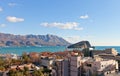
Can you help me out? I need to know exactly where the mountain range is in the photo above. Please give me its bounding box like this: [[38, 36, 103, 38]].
[[0, 33, 70, 46]]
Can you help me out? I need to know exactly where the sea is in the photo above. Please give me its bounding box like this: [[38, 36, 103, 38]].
[[0, 46, 120, 56]]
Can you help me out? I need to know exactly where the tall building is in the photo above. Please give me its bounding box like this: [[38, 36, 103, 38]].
[[70, 56, 82, 76], [55, 59, 69, 76], [62, 59, 70, 76]]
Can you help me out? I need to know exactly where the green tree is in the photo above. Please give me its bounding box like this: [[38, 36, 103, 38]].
[[9, 69, 27, 76], [23, 66, 30, 76], [0, 57, 4, 66], [22, 52, 31, 64], [32, 69, 44, 76]]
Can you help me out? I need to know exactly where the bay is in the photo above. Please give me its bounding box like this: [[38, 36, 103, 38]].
[[0, 46, 120, 55]]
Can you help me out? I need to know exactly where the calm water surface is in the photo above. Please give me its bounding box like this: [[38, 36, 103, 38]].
[[0, 46, 120, 55]]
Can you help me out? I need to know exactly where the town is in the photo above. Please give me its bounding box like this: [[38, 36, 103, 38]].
[[0, 41, 120, 76]]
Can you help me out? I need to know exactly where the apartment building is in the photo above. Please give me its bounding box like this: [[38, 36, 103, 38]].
[[70, 56, 82, 76], [55, 59, 69, 76], [82, 57, 118, 76]]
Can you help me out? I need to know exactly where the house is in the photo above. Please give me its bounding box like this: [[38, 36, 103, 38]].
[[82, 57, 118, 76], [41, 57, 54, 69]]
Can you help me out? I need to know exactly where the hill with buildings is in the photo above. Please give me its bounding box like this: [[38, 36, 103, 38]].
[[0, 33, 70, 46]]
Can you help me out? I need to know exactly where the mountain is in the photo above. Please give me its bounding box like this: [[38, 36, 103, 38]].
[[0, 33, 71, 46], [67, 41, 91, 49]]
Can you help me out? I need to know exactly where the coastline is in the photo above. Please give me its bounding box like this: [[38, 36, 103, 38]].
[[0, 46, 120, 55]]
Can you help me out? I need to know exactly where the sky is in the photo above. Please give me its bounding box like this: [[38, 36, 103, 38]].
[[0, 0, 120, 46]]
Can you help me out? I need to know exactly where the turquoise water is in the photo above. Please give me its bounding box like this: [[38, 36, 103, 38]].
[[95, 46, 120, 51], [0, 46, 120, 55], [0, 46, 67, 55]]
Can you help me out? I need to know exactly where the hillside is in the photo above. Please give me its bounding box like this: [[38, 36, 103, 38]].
[[67, 41, 91, 49], [0, 33, 70, 46]]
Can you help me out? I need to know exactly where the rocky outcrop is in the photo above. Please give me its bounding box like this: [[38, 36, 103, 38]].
[[67, 41, 91, 49]]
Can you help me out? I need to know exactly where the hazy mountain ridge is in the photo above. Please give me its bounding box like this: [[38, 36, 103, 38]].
[[0, 33, 71, 46]]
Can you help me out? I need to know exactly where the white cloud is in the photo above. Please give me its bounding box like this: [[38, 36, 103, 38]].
[[64, 36, 81, 43], [0, 7, 3, 12], [6, 16, 24, 22], [80, 14, 89, 19], [0, 24, 6, 27], [40, 22, 83, 30], [64, 35, 94, 43], [8, 3, 17, 7]]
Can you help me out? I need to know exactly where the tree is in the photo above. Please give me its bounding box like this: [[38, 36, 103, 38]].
[[0, 57, 4, 66], [0, 66, 5, 71], [42, 68, 51, 76], [22, 52, 31, 64], [23, 66, 30, 76], [32, 69, 44, 76], [82, 48, 91, 57]]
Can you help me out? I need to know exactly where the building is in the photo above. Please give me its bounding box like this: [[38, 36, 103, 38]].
[[105, 48, 118, 56], [29, 52, 40, 63], [82, 57, 118, 76], [55, 59, 69, 76], [55, 59, 63, 76], [92, 48, 118, 56], [62, 59, 69, 76], [41, 57, 54, 69], [10, 63, 33, 70], [11, 53, 18, 59], [70, 56, 82, 76]]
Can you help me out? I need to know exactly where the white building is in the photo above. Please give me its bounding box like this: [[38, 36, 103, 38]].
[[41, 57, 54, 69], [105, 48, 118, 56], [82, 57, 118, 76], [11, 53, 18, 59]]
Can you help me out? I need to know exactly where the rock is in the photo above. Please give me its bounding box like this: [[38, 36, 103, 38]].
[[67, 41, 91, 49]]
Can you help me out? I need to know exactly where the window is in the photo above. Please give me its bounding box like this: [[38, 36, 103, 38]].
[[102, 65, 103, 67], [86, 64, 92, 67]]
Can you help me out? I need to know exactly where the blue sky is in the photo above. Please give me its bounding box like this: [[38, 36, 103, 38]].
[[0, 0, 120, 46]]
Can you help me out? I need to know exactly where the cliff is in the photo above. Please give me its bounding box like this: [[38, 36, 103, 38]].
[[67, 41, 91, 49]]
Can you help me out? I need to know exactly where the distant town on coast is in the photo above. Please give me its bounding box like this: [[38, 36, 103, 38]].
[[0, 38, 120, 76], [0, 0, 120, 76]]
